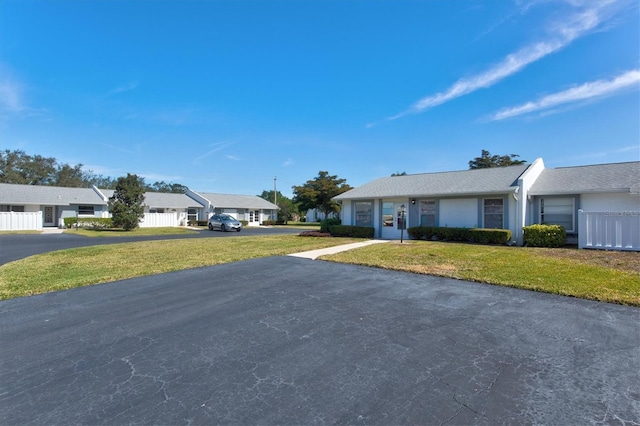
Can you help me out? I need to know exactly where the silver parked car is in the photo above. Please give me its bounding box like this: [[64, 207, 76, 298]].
[[208, 214, 242, 232]]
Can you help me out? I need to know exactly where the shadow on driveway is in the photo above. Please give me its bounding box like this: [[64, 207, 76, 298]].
[[1, 256, 638, 424]]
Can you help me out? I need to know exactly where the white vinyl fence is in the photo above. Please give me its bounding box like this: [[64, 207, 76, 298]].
[[0, 212, 43, 231], [578, 210, 640, 251], [139, 212, 180, 228]]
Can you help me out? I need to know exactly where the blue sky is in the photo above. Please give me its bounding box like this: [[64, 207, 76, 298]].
[[1, 0, 638, 197]]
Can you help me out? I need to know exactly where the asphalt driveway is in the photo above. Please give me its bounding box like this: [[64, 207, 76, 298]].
[[0, 227, 300, 265], [1, 256, 638, 424]]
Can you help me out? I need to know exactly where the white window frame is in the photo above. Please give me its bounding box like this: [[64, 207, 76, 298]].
[[540, 197, 575, 233]]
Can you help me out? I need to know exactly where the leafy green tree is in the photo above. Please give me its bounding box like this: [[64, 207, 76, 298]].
[[292, 171, 352, 219], [148, 181, 188, 193], [468, 150, 526, 169], [108, 174, 146, 231], [53, 164, 86, 187], [391, 171, 407, 176], [0, 150, 56, 185], [259, 190, 299, 223]]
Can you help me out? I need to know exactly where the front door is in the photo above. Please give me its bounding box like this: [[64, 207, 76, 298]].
[[44, 206, 55, 227], [380, 201, 407, 240]]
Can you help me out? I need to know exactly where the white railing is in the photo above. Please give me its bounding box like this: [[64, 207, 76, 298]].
[[0, 212, 43, 231], [578, 210, 640, 251], [139, 212, 179, 228]]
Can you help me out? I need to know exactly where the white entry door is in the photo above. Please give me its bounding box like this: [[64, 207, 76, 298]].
[[44, 206, 55, 227], [380, 201, 407, 240]]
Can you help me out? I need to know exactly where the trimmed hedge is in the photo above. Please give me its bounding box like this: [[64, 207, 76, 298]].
[[188, 220, 208, 227], [407, 226, 512, 245], [320, 217, 341, 232], [64, 217, 113, 229], [523, 224, 566, 248], [262, 220, 276, 226], [329, 225, 374, 238]]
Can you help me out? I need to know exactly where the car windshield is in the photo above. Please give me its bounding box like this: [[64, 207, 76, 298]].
[[220, 215, 235, 221]]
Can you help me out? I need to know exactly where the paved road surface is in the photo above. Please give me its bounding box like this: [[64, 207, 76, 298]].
[[1, 256, 638, 424]]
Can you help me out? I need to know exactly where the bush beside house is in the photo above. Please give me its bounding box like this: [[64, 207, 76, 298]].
[[523, 224, 566, 247], [407, 226, 512, 245]]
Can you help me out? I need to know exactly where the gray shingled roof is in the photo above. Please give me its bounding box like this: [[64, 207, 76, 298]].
[[529, 162, 640, 195], [100, 190, 204, 209], [334, 164, 530, 200], [197, 192, 279, 210], [0, 183, 106, 205]]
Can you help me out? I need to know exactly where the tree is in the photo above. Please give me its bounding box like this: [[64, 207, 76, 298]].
[[148, 181, 188, 193], [292, 171, 352, 219], [259, 190, 299, 223], [108, 174, 146, 231], [391, 171, 407, 176], [468, 150, 526, 169]]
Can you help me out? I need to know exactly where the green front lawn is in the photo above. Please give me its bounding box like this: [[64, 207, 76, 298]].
[[321, 241, 640, 306], [0, 235, 363, 300]]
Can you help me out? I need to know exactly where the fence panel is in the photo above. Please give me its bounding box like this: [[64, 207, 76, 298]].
[[578, 210, 640, 251], [0, 212, 43, 231], [139, 212, 178, 228]]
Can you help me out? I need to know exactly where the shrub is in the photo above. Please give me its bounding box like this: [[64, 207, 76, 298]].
[[320, 217, 341, 232], [262, 220, 276, 226], [188, 220, 208, 227], [64, 217, 113, 229], [329, 225, 374, 238], [407, 226, 511, 245], [523, 224, 566, 248], [239, 220, 248, 226]]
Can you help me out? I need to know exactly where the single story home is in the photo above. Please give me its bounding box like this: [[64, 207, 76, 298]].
[[333, 159, 639, 250], [0, 184, 279, 230], [186, 190, 279, 226]]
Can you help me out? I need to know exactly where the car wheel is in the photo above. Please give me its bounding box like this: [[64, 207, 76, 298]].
[[236, 228, 241, 232], [220, 224, 226, 232], [208, 224, 213, 230]]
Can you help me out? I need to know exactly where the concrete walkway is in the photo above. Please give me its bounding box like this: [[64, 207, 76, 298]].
[[288, 239, 390, 260]]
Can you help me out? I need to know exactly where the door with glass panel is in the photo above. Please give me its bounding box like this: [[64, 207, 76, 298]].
[[381, 201, 406, 239]]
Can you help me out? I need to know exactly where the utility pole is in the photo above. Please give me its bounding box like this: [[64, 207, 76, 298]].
[[274, 176, 277, 221]]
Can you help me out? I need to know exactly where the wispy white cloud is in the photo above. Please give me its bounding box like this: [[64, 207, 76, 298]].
[[194, 141, 235, 164], [0, 79, 24, 112], [283, 158, 294, 167], [488, 69, 640, 120], [388, 0, 625, 121], [226, 155, 240, 161], [109, 81, 139, 95], [140, 172, 184, 182]]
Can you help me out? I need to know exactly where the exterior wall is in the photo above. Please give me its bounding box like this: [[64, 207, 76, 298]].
[[580, 193, 640, 212], [439, 198, 478, 228], [516, 158, 545, 245]]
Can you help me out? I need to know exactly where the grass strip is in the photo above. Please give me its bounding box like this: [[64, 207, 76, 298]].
[[64, 227, 200, 237], [0, 235, 362, 300], [321, 241, 640, 306]]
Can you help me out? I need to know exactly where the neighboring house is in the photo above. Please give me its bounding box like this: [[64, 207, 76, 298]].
[[304, 209, 339, 223], [0, 183, 109, 230], [334, 159, 640, 250], [100, 190, 204, 227], [186, 190, 279, 226]]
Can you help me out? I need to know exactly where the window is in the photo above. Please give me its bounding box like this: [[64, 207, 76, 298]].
[[149, 208, 165, 214], [483, 199, 503, 229], [187, 208, 198, 222], [0, 205, 25, 212], [354, 201, 372, 227], [541, 197, 574, 233], [78, 205, 94, 215], [382, 202, 394, 227], [249, 210, 260, 222], [420, 200, 436, 226]]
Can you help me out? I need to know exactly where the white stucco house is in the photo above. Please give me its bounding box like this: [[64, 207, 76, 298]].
[[186, 190, 279, 227], [333, 159, 640, 251], [0, 184, 279, 230]]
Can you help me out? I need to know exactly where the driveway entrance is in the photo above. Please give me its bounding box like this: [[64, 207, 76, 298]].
[[1, 257, 637, 424]]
